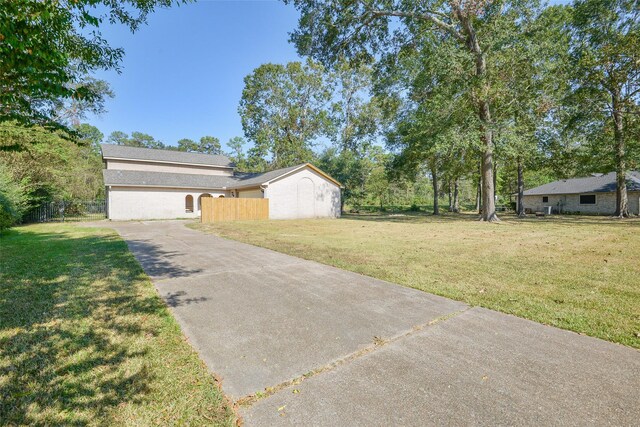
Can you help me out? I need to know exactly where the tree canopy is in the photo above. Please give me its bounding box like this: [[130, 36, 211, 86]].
[[0, 0, 178, 128], [239, 60, 333, 170]]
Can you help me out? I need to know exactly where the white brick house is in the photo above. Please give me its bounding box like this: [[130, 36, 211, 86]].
[[101, 144, 342, 220], [521, 172, 640, 215]]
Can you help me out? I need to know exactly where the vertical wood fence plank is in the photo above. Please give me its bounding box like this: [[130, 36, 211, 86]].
[[200, 198, 269, 223]]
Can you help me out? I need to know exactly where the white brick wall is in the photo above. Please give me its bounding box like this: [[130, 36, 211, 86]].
[[522, 192, 640, 215], [264, 167, 341, 219], [107, 186, 228, 220]]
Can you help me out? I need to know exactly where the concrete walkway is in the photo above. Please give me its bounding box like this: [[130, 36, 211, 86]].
[[108, 220, 639, 426]]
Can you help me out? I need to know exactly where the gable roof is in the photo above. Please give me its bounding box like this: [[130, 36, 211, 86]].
[[523, 172, 640, 196], [101, 144, 234, 168], [103, 163, 342, 190], [232, 163, 342, 188]]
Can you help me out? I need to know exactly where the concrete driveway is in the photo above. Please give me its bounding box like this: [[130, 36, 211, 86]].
[[108, 220, 639, 426]]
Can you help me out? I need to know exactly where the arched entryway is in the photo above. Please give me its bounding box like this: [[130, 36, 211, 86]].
[[185, 195, 194, 213]]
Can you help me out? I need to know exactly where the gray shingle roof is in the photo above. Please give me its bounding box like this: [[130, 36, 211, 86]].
[[103, 164, 310, 190], [103, 170, 237, 189], [523, 172, 640, 195], [101, 144, 234, 168], [231, 164, 302, 187]]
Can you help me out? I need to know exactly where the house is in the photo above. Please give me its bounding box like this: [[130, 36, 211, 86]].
[[521, 172, 640, 215], [101, 144, 342, 220]]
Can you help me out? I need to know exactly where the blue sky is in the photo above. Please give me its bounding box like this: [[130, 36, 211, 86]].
[[90, 1, 571, 153], [90, 1, 302, 152]]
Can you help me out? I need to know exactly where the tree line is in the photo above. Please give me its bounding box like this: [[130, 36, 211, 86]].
[[237, 0, 639, 220], [1, 0, 638, 230]]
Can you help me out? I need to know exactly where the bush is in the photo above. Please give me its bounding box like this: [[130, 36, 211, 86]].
[[0, 193, 19, 232], [0, 164, 23, 232]]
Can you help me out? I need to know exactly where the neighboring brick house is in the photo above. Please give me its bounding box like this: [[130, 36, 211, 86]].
[[520, 172, 640, 215], [101, 144, 342, 220]]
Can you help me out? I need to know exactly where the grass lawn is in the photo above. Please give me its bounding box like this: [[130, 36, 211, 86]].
[[0, 224, 235, 425], [192, 213, 640, 349]]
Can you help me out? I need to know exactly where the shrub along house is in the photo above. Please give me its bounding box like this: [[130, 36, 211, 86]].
[[101, 144, 341, 220], [521, 172, 640, 215]]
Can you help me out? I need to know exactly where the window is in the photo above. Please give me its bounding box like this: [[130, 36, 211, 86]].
[[542, 196, 549, 203], [580, 194, 596, 205], [185, 195, 194, 213]]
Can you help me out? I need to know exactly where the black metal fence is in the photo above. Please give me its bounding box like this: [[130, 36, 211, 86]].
[[22, 200, 106, 224]]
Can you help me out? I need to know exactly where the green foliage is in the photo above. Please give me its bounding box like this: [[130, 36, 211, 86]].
[[239, 60, 333, 170], [0, 164, 23, 231], [0, 0, 177, 129], [0, 121, 104, 214], [194, 136, 222, 155], [227, 136, 249, 171], [75, 123, 104, 154], [330, 60, 381, 154], [107, 131, 164, 149], [286, 0, 572, 220], [566, 0, 640, 215]]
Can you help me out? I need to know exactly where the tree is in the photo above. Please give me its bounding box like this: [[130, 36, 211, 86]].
[[365, 147, 392, 210], [107, 131, 164, 149], [197, 136, 222, 155], [227, 136, 249, 170], [107, 131, 130, 146], [0, 163, 23, 231], [0, 121, 104, 211], [569, 0, 640, 217], [75, 123, 104, 155], [238, 60, 333, 169], [177, 138, 198, 152], [130, 132, 164, 149], [285, 0, 552, 222], [330, 60, 381, 154], [53, 76, 115, 127], [0, 0, 176, 129]]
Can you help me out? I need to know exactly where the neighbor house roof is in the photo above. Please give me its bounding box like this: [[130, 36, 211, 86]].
[[103, 163, 342, 190], [101, 144, 235, 168], [523, 171, 640, 196]]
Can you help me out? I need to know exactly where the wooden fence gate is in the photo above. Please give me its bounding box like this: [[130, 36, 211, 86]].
[[201, 197, 269, 223]]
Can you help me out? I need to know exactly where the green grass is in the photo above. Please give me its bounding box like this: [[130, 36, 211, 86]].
[[192, 213, 640, 349], [0, 224, 236, 426]]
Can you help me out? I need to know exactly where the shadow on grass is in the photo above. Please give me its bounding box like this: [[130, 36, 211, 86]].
[[0, 228, 169, 425]]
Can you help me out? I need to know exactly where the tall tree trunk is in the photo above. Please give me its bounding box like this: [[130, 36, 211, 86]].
[[453, 178, 460, 213], [612, 91, 629, 218], [458, 12, 498, 222], [431, 163, 440, 215], [493, 160, 498, 202], [517, 156, 525, 217], [479, 102, 498, 221], [447, 180, 453, 212], [476, 172, 482, 214]]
